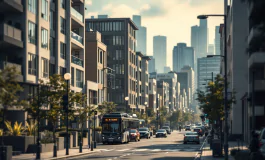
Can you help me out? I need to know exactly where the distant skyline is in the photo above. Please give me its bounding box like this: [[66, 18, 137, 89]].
[[85, 0, 224, 67]]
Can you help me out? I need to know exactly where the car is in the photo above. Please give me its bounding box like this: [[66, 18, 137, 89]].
[[156, 129, 167, 138], [162, 126, 171, 134], [185, 125, 191, 131], [138, 127, 151, 139], [193, 128, 203, 136], [129, 129, 140, 142], [183, 132, 200, 144]]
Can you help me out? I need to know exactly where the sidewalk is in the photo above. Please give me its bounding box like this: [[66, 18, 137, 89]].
[[12, 146, 100, 160], [200, 141, 249, 160]]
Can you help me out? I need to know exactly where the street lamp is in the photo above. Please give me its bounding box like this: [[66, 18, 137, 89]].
[[64, 73, 71, 155], [144, 102, 148, 127], [125, 97, 129, 113], [198, 13, 228, 160]]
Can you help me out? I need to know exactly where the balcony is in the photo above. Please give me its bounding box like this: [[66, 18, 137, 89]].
[[71, 31, 83, 45], [254, 80, 265, 91], [0, 23, 23, 48], [248, 51, 265, 69], [71, 55, 84, 67], [0, 61, 23, 82], [71, 7, 83, 23], [0, 0, 23, 13], [248, 26, 262, 45]]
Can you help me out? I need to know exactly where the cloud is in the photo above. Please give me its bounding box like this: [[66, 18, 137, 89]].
[[102, 4, 113, 11], [85, 11, 98, 18], [140, 4, 151, 11], [85, 0, 92, 6]]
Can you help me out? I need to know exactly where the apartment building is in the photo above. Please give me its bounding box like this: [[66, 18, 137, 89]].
[[148, 78, 157, 112], [85, 31, 107, 106], [0, 0, 85, 122], [85, 18, 138, 111], [157, 80, 170, 112]]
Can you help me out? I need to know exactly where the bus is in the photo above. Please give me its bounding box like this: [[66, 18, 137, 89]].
[[101, 112, 140, 144]]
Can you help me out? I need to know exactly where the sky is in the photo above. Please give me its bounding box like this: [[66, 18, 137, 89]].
[[85, 0, 224, 68]]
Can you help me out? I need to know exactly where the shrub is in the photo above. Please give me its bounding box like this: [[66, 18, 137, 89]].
[[41, 130, 57, 144], [25, 120, 37, 136], [5, 121, 25, 136]]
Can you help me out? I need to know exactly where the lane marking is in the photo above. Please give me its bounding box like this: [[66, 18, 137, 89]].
[[132, 149, 149, 151], [114, 157, 117, 159], [151, 149, 161, 152], [117, 149, 130, 152]]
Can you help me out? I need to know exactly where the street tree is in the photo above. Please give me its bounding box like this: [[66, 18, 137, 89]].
[[98, 101, 117, 115], [183, 112, 192, 123], [196, 74, 236, 123], [0, 66, 25, 134]]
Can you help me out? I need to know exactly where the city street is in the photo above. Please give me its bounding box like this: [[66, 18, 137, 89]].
[[69, 130, 203, 160]]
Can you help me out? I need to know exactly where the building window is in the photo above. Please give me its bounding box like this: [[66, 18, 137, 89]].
[[49, 63, 55, 76], [60, 42, 66, 59], [50, 37, 55, 56], [41, 0, 48, 21], [28, 53, 37, 75], [60, 0, 66, 9], [100, 51, 103, 64], [60, 17, 66, 34], [28, 0, 36, 14], [71, 67, 74, 86], [76, 69, 83, 88], [41, 58, 49, 78], [28, 21, 36, 44], [50, 10, 55, 30], [41, 28, 48, 49], [60, 67, 66, 76]]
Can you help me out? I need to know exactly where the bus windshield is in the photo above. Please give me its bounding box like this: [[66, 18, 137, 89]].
[[102, 123, 120, 133]]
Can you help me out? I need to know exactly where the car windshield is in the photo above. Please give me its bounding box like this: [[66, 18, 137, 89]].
[[185, 132, 198, 136], [194, 128, 200, 131], [130, 130, 136, 133], [157, 129, 165, 132], [162, 126, 169, 129], [102, 123, 120, 133], [186, 126, 190, 128], [139, 128, 148, 131]]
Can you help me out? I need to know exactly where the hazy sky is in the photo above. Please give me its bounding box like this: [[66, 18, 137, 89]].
[[85, 0, 224, 68]]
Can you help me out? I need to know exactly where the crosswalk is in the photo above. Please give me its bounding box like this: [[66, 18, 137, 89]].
[[97, 147, 200, 152]]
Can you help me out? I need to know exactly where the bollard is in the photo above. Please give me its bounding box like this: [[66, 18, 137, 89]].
[[53, 144, 57, 157], [94, 141, 97, 148], [91, 141, 94, 151], [79, 141, 82, 153]]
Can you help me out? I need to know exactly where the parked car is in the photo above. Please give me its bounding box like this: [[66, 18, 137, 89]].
[[129, 129, 140, 142], [139, 127, 151, 139], [193, 128, 203, 136], [185, 125, 191, 131], [162, 126, 171, 134], [183, 132, 200, 144], [156, 129, 167, 138]]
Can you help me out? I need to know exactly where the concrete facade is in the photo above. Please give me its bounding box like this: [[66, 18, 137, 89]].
[[148, 78, 157, 112], [153, 35, 167, 73], [133, 15, 147, 55]]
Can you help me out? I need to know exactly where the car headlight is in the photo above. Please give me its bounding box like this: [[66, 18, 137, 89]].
[[118, 137, 120, 139], [102, 136, 105, 139]]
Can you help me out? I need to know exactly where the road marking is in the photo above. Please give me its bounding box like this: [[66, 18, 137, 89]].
[[132, 149, 149, 151], [151, 149, 161, 152], [114, 157, 117, 159], [117, 149, 130, 151]]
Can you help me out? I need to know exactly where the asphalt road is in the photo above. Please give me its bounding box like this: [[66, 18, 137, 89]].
[[69, 130, 204, 160]]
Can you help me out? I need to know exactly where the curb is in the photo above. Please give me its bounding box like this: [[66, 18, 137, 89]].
[[48, 150, 100, 160]]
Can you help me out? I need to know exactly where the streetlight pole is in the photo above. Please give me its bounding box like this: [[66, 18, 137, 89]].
[[144, 102, 148, 127], [36, 84, 41, 160], [156, 94, 160, 129], [64, 73, 71, 155], [125, 97, 129, 113], [198, 14, 228, 160]]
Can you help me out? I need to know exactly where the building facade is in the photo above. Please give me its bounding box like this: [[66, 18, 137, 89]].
[[157, 80, 170, 112], [181, 65, 195, 105], [148, 56, 156, 73], [164, 66, 171, 73], [197, 57, 221, 92], [215, 26, 220, 55], [148, 78, 157, 112], [86, 18, 138, 111], [133, 15, 147, 55], [85, 31, 107, 105], [172, 43, 195, 72], [153, 35, 167, 73], [0, 0, 86, 122]]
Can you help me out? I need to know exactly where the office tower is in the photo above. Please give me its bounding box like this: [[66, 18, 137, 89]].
[[85, 31, 107, 105], [176, 72, 190, 108], [172, 43, 195, 72], [164, 66, 171, 73], [191, 19, 208, 59], [197, 57, 221, 92], [0, 0, 86, 121], [86, 18, 138, 110], [148, 56, 156, 73], [215, 26, 220, 55], [153, 35, 167, 73], [208, 44, 214, 54], [133, 15, 147, 55], [181, 66, 195, 105]]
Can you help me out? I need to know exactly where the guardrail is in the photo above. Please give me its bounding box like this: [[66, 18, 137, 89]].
[[194, 134, 209, 160]]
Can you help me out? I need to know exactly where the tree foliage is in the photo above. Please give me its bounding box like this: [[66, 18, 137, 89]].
[[98, 101, 117, 115], [196, 74, 236, 122]]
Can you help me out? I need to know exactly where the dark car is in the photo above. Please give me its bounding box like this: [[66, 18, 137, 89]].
[[185, 126, 191, 131], [156, 129, 167, 138], [139, 128, 151, 139], [162, 126, 171, 134], [193, 128, 203, 136], [184, 132, 200, 144], [129, 129, 140, 142]]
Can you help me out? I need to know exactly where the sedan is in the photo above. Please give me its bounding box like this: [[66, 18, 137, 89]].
[[156, 129, 167, 138], [129, 129, 140, 142], [185, 126, 191, 131], [184, 132, 200, 144]]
